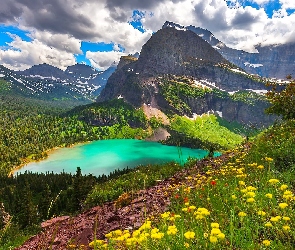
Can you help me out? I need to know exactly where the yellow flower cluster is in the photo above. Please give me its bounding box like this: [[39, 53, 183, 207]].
[[194, 207, 210, 220], [269, 179, 279, 185], [209, 223, 225, 243], [184, 231, 195, 239], [167, 225, 178, 235]]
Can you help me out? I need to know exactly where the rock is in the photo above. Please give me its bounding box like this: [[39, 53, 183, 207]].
[[0, 202, 11, 229]]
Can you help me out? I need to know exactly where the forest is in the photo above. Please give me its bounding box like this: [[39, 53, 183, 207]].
[[1, 75, 288, 248]]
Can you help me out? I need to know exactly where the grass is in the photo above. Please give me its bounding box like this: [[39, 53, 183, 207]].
[[87, 148, 294, 249], [85, 116, 295, 249], [4, 119, 295, 249]]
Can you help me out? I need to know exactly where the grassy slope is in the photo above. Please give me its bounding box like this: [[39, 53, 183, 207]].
[[85, 119, 295, 249], [168, 114, 244, 150]]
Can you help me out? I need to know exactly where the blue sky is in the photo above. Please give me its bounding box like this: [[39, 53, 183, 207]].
[[0, 0, 294, 71]]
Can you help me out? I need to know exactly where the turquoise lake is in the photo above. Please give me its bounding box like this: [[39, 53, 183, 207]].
[[15, 139, 212, 176]]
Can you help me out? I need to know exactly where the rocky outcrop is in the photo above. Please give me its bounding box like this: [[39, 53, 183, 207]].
[[0, 202, 11, 229]]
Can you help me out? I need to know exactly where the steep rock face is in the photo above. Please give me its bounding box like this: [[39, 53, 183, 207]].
[[186, 94, 274, 126], [164, 21, 295, 79], [135, 27, 226, 76], [98, 28, 265, 102], [98, 27, 274, 126]]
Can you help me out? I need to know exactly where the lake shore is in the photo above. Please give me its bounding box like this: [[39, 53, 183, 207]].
[[9, 139, 209, 177], [8, 141, 92, 177]]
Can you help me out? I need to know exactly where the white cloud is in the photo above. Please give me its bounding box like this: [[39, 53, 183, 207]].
[[0, 34, 76, 70], [1, 0, 295, 70], [86, 51, 126, 70], [142, 0, 196, 31], [251, 0, 270, 5], [31, 30, 81, 54], [280, 0, 295, 9]]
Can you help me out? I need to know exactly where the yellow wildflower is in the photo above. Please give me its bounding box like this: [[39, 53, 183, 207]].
[[211, 228, 222, 236], [268, 179, 279, 184], [217, 233, 225, 240], [231, 194, 237, 200], [139, 220, 151, 230], [238, 212, 247, 217], [211, 223, 220, 228], [246, 198, 255, 203], [257, 211, 266, 216], [194, 207, 210, 217], [262, 239, 271, 246], [264, 157, 273, 162], [265, 222, 273, 227], [245, 192, 255, 198], [246, 186, 257, 191], [283, 225, 290, 231], [283, 216, 290, 221], [151, 232, 164, 239], [279, 203, 288, 209], [209, 235, 218, 243], [265, 193, 273, 199], [167, 225, 178, 235], [184, 231, 195, 239], [257, 165, 264, 169], [270, 216, 281, 222], [89, 240, 106, 248], [189, 205, 196, 210], [239, 181, 245, 186], [280, 184, 288, 191], [161, 212, 170, 219], [283, 190, 293, 200]]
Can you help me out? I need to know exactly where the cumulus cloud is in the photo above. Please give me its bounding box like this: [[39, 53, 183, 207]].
[[86, 51, 126, 70], [280, 0, 295, 9], [0, 2, 23, 24], [0, 34, 76, 71], [251, 0, 271, 5], [1, 0, 295, 70], [31, 30, 81, 54]]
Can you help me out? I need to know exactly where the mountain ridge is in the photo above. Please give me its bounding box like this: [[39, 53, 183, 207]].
[[163, 21, 295, 79]]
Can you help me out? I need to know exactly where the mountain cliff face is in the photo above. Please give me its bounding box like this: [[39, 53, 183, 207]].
[[163, 21, 295, 79], [98, 27, 274, 126]]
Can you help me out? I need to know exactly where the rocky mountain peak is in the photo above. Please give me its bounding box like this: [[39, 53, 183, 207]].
[[135, 27, 227, 76]]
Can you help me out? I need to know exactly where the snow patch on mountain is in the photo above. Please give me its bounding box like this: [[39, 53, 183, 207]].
[[244, 62, 263, 68]]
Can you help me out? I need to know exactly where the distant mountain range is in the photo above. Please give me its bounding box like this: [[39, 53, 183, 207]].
[[0, 21, 293, 118], [0, 63, 116, 102], [163, 21, 295, 79]]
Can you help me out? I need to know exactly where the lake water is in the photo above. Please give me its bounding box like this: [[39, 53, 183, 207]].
[[15, 139, 213, 176]]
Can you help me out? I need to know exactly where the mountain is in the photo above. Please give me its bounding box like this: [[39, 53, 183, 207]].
[[97, 26, 275, 126], [163, 21, 295, 79], [6, 63, 116, 101]]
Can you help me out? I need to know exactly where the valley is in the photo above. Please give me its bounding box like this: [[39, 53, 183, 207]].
[[0, 21, 294, 250]]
